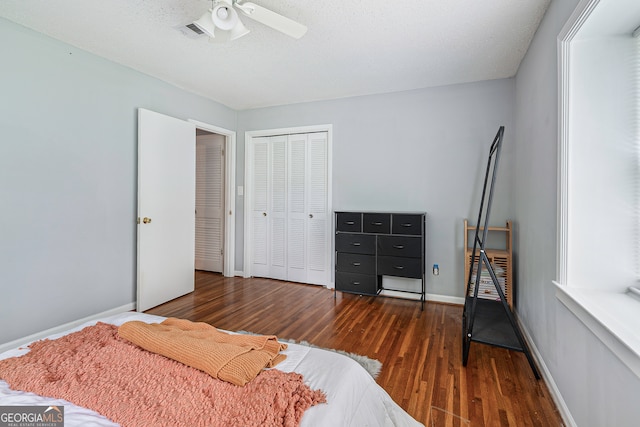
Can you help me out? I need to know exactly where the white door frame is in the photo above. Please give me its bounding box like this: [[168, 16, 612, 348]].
[[243, 124, 333, 281], [189, 119, 236, 278]]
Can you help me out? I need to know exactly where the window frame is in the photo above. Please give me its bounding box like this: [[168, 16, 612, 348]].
[[556, 0, 640, 378]]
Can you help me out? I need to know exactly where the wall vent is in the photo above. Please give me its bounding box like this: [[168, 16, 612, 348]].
[[185, 23, 204, 35], [174, 24, 205, 39]]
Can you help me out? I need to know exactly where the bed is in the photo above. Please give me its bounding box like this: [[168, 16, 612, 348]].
[[0, 312, 423, 426]]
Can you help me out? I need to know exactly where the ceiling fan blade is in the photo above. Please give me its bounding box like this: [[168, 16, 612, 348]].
[[235, 2, 307, 39]]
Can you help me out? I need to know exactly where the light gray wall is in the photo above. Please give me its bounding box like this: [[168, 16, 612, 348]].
[[513, 0, 640, 425], [0, 16, 516, 346], [236, 80, 516, 299], [0, 18, 236, 345]]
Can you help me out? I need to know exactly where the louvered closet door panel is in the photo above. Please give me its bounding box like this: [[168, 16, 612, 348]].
[[306, 132, 329, 285], [287, 134, 308, 283], [251, 137, 269, 278], [269, 136, 287, 280], [195, 135, 224, 272], [195, 217, 221, 268]]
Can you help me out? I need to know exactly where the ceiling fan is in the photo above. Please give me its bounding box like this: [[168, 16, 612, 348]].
[[190, 0, 307, 41]]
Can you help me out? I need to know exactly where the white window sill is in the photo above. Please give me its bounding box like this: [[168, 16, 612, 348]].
[[554, 282, 640, 378]]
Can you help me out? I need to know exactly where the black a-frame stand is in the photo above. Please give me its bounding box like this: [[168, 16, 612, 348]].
[[462, 126, 540, 379]]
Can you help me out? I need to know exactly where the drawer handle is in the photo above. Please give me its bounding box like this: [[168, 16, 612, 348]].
[[345, 221, 355, 225], [393, 265, 405, 270], [393, 245, 404, 249], [351, 242, 361, 246], [352, 262, 361, 266], [371, 222, 383, 226], [401, 223, 413, 227], [352, 281, 360, 285]]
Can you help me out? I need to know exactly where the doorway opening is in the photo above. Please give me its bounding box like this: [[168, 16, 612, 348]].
[[191, 120, 236, 278], [195, 130, 225, 273]]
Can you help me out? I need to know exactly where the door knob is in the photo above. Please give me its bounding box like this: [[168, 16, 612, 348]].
[[143, 217, 152, 224]]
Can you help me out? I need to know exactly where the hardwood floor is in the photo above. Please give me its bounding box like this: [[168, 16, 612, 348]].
[[146, 272, 563, 427]]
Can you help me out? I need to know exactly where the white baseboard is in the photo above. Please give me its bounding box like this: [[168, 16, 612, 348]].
[[517, 315, 576, 427], [380, 289, 465, 305], [0, 303, 136, 354], [247, 278, 465, 306], [327, 283, 465, 306], [426, 293, 465, 305]]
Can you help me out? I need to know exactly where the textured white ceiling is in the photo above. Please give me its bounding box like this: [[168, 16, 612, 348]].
[[0, 0, 550, 110]]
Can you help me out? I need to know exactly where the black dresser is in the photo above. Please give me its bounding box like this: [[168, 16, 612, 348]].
[[334, 211, 426, 308]]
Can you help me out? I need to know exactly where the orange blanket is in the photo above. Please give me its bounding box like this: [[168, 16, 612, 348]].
[[118, 318, 287, 386], [0, 322, 325, 427]]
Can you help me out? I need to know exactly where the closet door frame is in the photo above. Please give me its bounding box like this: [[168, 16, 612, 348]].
[[243, 124, 333, 286]]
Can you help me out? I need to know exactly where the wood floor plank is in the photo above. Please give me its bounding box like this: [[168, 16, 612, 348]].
[[146, 272, 563, 426]]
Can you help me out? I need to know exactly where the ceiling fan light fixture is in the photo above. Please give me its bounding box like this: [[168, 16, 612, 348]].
[[212, 4, 240, 31], [233, 2, 255, 16], [193, 10, 216, 38], [234, 2, 307, 39], [229, 19, 250, 40], [190, 0, 306, 42], [217, 7, 228, 20]]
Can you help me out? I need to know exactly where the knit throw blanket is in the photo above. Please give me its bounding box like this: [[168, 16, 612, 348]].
[[119, 318, 287, 386], [0, 322, 326, 427]]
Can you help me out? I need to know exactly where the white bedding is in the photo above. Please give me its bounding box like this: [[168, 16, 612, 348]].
[[0, 312, 423, 427]]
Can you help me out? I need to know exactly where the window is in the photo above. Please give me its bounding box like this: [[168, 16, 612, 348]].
[[556, 0, 640, 377]]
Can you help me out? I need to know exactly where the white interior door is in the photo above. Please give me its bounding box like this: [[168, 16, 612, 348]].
[[195, 133, 225, 272], [137, 108, 195, 312], [251, 137, 270, 278], [250, 135, 288, 280], [305, 132, 329, 285], [287, 134, 308, 283], [268, 135, 287, 280], [287, 132, 329, 284]]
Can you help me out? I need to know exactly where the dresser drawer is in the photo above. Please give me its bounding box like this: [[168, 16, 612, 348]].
[[336, 212, 362, 232], [377, 235, 422, 258], [392, 214, 423, 235], [336, 253, 376, 274], [335, 272, 379, 295], [377, 256, 423, 279], [336, 233, 376, 254], [363, 213, 391, 234]]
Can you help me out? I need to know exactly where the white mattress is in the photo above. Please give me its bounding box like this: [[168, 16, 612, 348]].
[[0, 312, 423, 427]]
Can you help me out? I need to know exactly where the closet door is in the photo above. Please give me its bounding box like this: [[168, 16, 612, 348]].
[[287, 132, 329, 285], [268, 136, 287, 280], [250, 135, 287, 280], [287, 134, 308, 283], [250, 137, 270, 278], [305, 132, 329, 285], [249, 131, 330, 286]]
